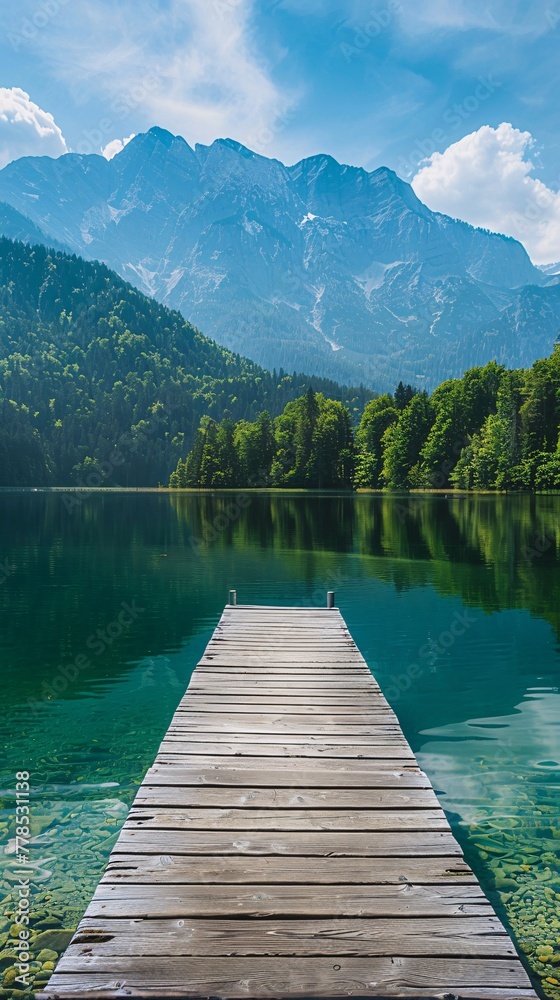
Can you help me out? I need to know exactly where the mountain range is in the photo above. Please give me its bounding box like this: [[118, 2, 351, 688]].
[[0, 126, 559, 390]]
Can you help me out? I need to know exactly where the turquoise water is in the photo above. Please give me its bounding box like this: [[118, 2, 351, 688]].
[[0, 492, 559, 996]]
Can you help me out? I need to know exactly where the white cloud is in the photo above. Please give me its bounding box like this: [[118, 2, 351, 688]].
[[412, 123, 560, 265], [0, 87, 67, 170], [101, 134, 135, 160], [26, 0, 296, 154]]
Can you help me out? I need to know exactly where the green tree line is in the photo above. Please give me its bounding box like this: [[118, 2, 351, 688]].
[[170, 388, 355, 488], [171, 350, 560, 490]]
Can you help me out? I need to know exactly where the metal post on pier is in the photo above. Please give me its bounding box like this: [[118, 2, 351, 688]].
[[228, 589, 237, 606], [327, 591, 335, 609]]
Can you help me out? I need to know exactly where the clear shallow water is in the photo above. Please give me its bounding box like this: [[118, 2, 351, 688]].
[[0, 492, 559, 996]]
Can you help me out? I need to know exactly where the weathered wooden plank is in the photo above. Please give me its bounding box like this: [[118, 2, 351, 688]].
[[206, 648, 361, 653], [164, 730, 407, 744], [67, 915, 513, 956], [203, 640, 363, 649], [45, 956, 535, 997], [184, 694, 383, 702], [177, 701, 392, 715], [167, 728, 405, 740], [187, 683, 377, 691], [216, 617, 350, 623], [172, 718, 398, 728], [198, 659, 367, 666], [101, 855, 475, 885], [176, 703, 396, 715], [145, 763, 429, 787], [204, 647, 361, 654], [111, 829, 462, 856], [164, 725, 405, 736], [188, 680, 378, 689], [159, 742, 414, 759], [207, 643, 360, 649], [39, 980, 537, 999], [134, 786, 440, 809], [85, 883, 490, 919], [188, 683, 380, 692], [192, 663, 368, 672], [189, 680, 379, 697], [218, 616, 346, 622], [40, 979, 537, 999], [197, 663, 370, 670], [211, 629, 354, 635], [165, 732, 405, 744], [173, 713, 398, 726], [178, 702, 394, 714], [124, 807, 448, 831], [149, 757, 423, 774], [190, 673, 376, 683]]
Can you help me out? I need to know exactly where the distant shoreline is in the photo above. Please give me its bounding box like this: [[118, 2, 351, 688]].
[[1, 486, 560, 495]]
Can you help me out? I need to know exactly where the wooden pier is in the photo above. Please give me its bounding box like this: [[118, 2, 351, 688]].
[[45, 599, 537, 999]]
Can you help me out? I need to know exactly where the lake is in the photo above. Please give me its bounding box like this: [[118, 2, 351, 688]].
[[0, 491, 559, 997]]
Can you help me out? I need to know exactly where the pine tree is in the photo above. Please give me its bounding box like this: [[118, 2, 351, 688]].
[[394, 382, 416, 410]]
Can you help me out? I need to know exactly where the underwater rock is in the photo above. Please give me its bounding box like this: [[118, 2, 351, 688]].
[[2, 969, 18, 989], [36, 949, 58, 964], [34, 917, 61, 929], [32, 930, 73, 953]]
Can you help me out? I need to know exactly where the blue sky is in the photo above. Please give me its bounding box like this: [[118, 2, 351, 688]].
[[1, 0, 560, 261]]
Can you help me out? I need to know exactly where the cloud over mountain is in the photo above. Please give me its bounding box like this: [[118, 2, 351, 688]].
[[102, 134, 135, 160], [412, 123, 560, 265], [0, 88, 67, 169]]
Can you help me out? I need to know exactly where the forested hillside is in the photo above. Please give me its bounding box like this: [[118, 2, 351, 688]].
[[0, 239, 371, 486], [172, 351, 560, 491]]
